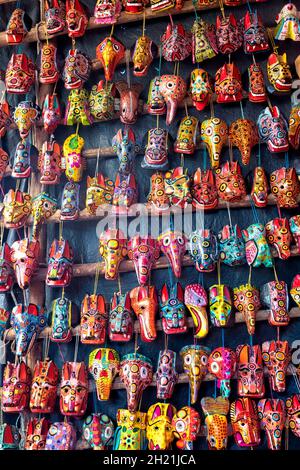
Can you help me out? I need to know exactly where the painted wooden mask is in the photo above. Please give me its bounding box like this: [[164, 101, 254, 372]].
[[158, 230, 186, 278], [10, 238, 40, 290], [65, 0, 88, 38], [159, 283, 187, 335], [143, 127, 169, 169], [0, 243, 14, 293], [45, 422, 76, 450], [109, 291, 133, 342], [42, 93, 61, 135], [3, 189, 32, 229], [229, 119, 259, 166], [130, 285, 158, 342], [61, 181, 80, 221], [189, 229, 219, 273], [243, 11, 269, 54], [5, 53, 35, 94], [45, 0, 66, 35], [218, 224, 246, 267], [113, 409, 147, 450], [11, 304, 47, 356], [184, 283, 208, 339], [159, 74, 187, 126], [164, 167, 192, 208], [258, 399, 286, 450], [146, 403, 176, 450], [215, 62, 243, 104], [13, 101, 41, 139], [191, 168, 218, 210], [242, 222, 273, 268], [267, 52, 292, 94], [262, 340, 290, 393], [132, 35, 157, 77], [156, 349, 178, 400], [128, 235, 160, 286], [180, 344, 210, 404], [208, 347, 237, 398], [286, 394, 300, 439], [174, 116, 199, 155], [209, 284, 232, 327], [230, 398, 261, 448], [25, 418, 50, 451], [270, 167, 300, 208], [38, 136, 62, 185], [116, 81, 143, 125], [233, 284, 261, 335], [94, 0, 121, 24], [60, 361, 88, 416], [80, 294, 107, 344], [251, 166, 269, 207], [257, 106, 289, 152], [236, 344, 265, 398], [261, 281, 289, 327], [161, 17, 192, 62], [89, 348, 120, 400], [265, 217, 292, 260], [201, 397, 229, 451], [216, 13, 243, 54], [215, 161, 247, 202], [89, 80, 116, 121], [96, 36, 126, 82], [172, 406, 201, 450], [119, 353, 153, 411], [78, 413, 115, 450], [63, 133, 85, 183], [30, 358, 59, 413], [99, 228, 127, 280], [201, 117, 228, 169], [6, 8, 32, 45], [50, 297, 77, 343], [190, 68, 213, 111], [46, 238, 73, 287], [2, 361, 31, 412]]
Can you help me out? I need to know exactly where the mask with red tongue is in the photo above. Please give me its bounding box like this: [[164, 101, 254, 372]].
[[65, 0, 88, 38], [267, 52, 292, 94], [257, 106, 289, 153]]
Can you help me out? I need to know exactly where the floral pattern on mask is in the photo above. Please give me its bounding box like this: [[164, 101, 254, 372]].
[[242, 223, 273, 268], [113, 409, 147, 450], [3, 189, 32, 229]]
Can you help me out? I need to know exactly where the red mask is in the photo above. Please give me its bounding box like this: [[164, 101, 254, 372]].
[[248, 63, 267, 103], [261, 281, 289, 326], [215, 62, 243, 103], [208, 347, 236, 398], [66, 0, 88, 37], [116, 81, 143, 125], [236, 344, 265, 398], [286, 394, 300, 439], [243, 11, 269, 54], [191, 168, 218, 210], [258, 399, 286, 450], [25, 418, 50, 451], [230, 398, 261, 448], [215, 161, 247, 202], [39, 136, 62, 185], [216, 13, 243, 54], [128, 235, 160, 286], [161, 17, 192, 62], [265, 217, 292, 260], [39, 43, 60, 84], [45, 0, 66, 35], [5, 53, 35, 94], [270, 167, 300, 208], [0, 243, 14, 292], [46, 239, 73, 287], [60, 362, 89, 416], [290, 215, 300, 251], [81, 294, 107, 344], [251, 166, 269, 207], [6, 8, 32, 45], [262, 341, 290, 393], [2, 361, 31, 412], [10, 238, 40, 290], [30, 359, 59, 413], [42, 93, 61, 135], [130, 286, 158, 342]]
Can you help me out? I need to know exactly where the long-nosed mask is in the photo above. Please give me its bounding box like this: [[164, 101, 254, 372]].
[[46, 238, 73, 287], [45, 0, 66, 35], [265, 217, 292, 260], [267, 53, 292, 94], [208, 348, 236, 398], [160, 283, 187, 335], [190, 68, 213, 111], [32, 193, 57, 240], [89, 348, 120, 401], [25, 417, 49, 451], [13, 101, 41, 139], [192, 168, 218, 210], [128, 235, 160, 286], [99, 228, 127, 280], [201, 397, 229, 450], [184, 283, 208, 339], [270, 167, 300, 208], [236, 344, 265, 398], [38, 136, 62, 185], [11, 304, 47, 356], [201, 117, 228, 169], [262, 340, 290, 393], [261, 281, 289, 327], [130, 285, 158, 342], [96, 36, 125, 82], [161, 17, 192, 61], [60, 362, 88, 416], [2, 361, 31, 412], [132, 35, 157, 77], [3, 189, 32, 229], [229, 119, 259, 166], [81, 294, 107, 344], [42, 93, 61, 135], [189, 229, 219, 273], [258, 399, 286, 450], [218, 224, 246, 267], [0, 243, 14, 292], [172, 406, 201, 450], [209, 284, 232, 327], [257, 105, 289, 152], [156, 349, 178, 400], [5, 53, 35, 94], [158, 230, 186, 278], [30, 358, 59, 413], [10, 238, 40, 290], [65, 0, 88, 37], [215, 161, 247, 202], [159, 75, 187, 126], [286, 394, 300, 439], [78, 413, 115, 450], [180, 344, 210, 404], [233, 284, 261, 335], [251, 166, 269, 207], [109, 291, 133, 342], [116, 81, 143, 125], [230, 398, 261, 448], [113, 409, 147, 450], [147, 403, 176, 450], [242, 222, 273, 268], [119, 353, 153, 411], [94, 0, 121, 24]]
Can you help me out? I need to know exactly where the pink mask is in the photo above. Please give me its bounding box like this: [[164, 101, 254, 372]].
[[208, 347, 236, 398], [258, 399, 286, 450], [158, 230, 186, 278], [261, 281, 289, 327], [119, 353, 153, 412], [127, 235, 160, 286], [262, 341, 290, 393]]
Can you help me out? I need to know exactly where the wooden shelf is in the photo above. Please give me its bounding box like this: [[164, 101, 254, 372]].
[[31, 245, 300, 281], [0, 0, 262, 48], [4, 307, 300, 343]]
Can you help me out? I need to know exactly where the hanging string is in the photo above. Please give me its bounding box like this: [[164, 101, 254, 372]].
[[0, 221, 4, 249], [284, 151, 289, 168], [156, 114, 159, 130], [94, 136, 102, 178], [73, 333, 80, 362], [180, 153, 184, 168], [277, 326, 280, 342], [229, 139, 233, 163], [221, 328, 225, 349], [203, 144, 207, 171], [217, 259, 221, 286], [168, 265, 173, 289], [250, 198, 260, 225], [142, 9, 146, 36], [164, 333, 168, 352], [118, 274, 122, 294], [93, 264, 100, 295], [248, 265, 252, 285], [209, 96, 214, 119], [10, 290, 18, 306], [59, 220, 63, 240], [272, 260, 279, 282], [184, 100, 189, 118], [239, 101, 245, 120], [218, 0, 225, 19], [43, 334, 50, 359], [252, 53, 256, 66], [61, 287, 65, 300], [226, 202, 233, 229], [257, 140, 261, 167], [267, 27, 278, 54], [126, 48, 131, 89], [134, 331, 139, 358], [110, 23, 115, 38], [246, 0, 253, 14], [75, 122, 80, 136]]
